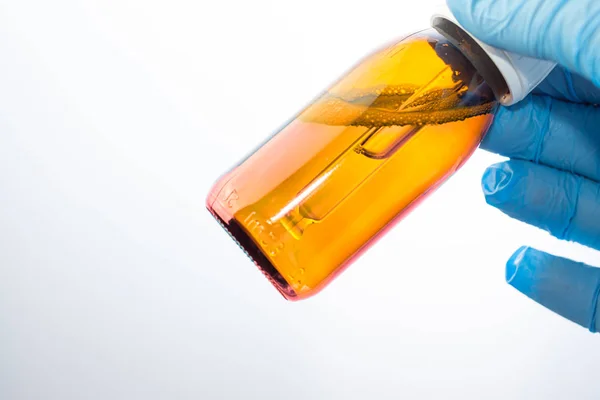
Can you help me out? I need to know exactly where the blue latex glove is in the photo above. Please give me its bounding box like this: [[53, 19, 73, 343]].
[[448, 0, 600, 332]]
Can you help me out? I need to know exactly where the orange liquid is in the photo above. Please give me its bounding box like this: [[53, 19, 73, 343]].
[[207, 30, 496, 300]]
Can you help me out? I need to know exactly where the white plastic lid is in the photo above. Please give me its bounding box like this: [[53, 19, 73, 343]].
[[431, 4, 556, 105]]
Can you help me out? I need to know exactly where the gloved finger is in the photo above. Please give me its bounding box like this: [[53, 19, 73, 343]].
[[533, 66, 600, 104], [506, 246, 600, 333], [482, 160, 600, 250], [481, 96, 600, 182], [447, 0, 600, 87]]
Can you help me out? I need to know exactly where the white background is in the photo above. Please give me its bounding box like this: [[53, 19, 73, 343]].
[[1, 0, 599, 399]]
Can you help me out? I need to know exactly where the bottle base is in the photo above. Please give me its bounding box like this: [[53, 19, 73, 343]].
[[207, 205, 298, 301]]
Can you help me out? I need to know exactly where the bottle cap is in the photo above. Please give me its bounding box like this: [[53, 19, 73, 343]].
[[431, 3, 556, 106]]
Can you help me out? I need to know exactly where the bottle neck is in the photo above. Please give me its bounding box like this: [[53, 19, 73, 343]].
[[431, 17, 510, 104], [430, 4, 556, 106]]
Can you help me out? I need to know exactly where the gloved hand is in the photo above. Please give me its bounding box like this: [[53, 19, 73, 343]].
[[447, 0, 600, 332]]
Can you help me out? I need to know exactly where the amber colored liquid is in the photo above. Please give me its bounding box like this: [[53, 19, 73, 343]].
[[207, 30, 496, 301]]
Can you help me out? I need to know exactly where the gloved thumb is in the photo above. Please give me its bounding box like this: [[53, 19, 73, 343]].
[[506, 246, 600, 332], [447, 0, 600, 87]]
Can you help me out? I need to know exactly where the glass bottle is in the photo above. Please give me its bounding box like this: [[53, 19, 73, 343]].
[[206, 11, 555, 301]]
